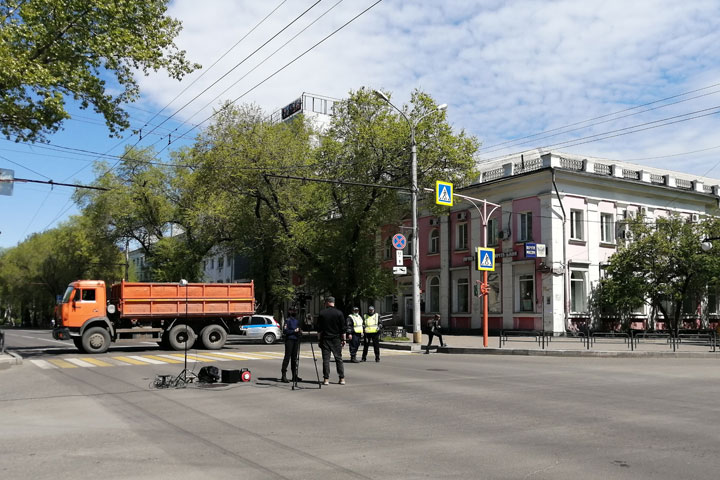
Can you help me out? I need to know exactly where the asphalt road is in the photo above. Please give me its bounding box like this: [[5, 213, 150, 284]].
[[2, 329, 720, 479]]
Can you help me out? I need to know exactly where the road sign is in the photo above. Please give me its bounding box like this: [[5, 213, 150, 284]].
[[0, 168, 14, 196], [476, 247, 495, 271], [435, 181, 453, 206], [395, 249, 404, 266], [393, 266, 407, 275], [392, 233, 406, 250]]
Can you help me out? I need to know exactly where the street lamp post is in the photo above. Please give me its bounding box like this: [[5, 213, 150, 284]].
[[374, 90, 447, 344]]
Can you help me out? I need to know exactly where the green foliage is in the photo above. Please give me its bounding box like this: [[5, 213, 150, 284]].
[[0, 0, 199, 142], [0, 215, 123, 326], [594, 215, 720, 332]]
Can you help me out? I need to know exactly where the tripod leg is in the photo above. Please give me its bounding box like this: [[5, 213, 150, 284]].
[[292, 337, 300, 390], [310, 338, 321, 388]]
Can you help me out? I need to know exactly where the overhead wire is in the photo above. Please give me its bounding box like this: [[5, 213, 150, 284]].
[[156, 0, 384, 156], [481, 81, 720, 152]]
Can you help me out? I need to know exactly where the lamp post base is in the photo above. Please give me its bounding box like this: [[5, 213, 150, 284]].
[[413, 331, 422, 344]]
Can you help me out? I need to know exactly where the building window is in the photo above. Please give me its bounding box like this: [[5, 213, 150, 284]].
[[487, 271, 502, 313], [427, 276, 440, 312], [519, 212, 533, 242], [518, 274, 534, 312], [218, 256, 224, 272], [210, 258, 214, 269], [600, 213, 614, 243], [403, 232, 413, 257], [456, 223, 468, 250], [429, 229, 440, 254], [570, 271, 587, 312], [454, 277, 469, 313], [487, 218, 498, 246], [384, 237, 392, 260], [570, 209, 584, 240]]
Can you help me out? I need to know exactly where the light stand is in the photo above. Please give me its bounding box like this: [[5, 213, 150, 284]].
[[178, 279, 190, 385]]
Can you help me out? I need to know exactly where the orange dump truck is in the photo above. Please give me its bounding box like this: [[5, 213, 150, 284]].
[[53, 280, 255, 353]]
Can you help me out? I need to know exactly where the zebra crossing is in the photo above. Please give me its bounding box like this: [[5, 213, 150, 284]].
[[28, 349, 412, 370]]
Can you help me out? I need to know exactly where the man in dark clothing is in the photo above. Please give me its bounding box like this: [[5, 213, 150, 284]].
[[281, 307, 302, 383], [317, 296, 346, 385], [425, 313, 445, 354]]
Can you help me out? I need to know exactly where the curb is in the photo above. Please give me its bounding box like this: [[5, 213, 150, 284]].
[[380, 342, 720, 358], [0, 351, 23, 368]]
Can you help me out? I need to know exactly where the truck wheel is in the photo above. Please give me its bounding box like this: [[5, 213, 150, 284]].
[[200, 324, 227, 350], [168, 324, 196, 351], [82, 327, 111, 354], [73, 337, 86, 353], [263, 332, 277, 345]]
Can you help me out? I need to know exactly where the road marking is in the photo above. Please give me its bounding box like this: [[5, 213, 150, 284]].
[[127, 355, 167, 365], [65, 358, 97, 368], [48, 359, 78, 368], [80, 357, 114, 367], [113, 356, 152, 365], [155, 354, 198, 363], [29, 359, 58, 369], [145, 354, 183, 364], [26, 349, 414, 369], [166, 353, 212, 363]]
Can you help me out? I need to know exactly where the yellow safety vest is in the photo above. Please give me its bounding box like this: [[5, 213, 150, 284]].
[[350, 314, 363, 334], [364, 313, 379, 333]]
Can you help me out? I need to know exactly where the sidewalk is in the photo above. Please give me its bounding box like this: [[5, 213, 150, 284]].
[[0, 351, 22, 369], [381, 333, 720, 358]]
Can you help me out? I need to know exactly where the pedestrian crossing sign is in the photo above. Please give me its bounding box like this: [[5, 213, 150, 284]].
[[476, 247, 495, 271], [435, 181, 453, 206]]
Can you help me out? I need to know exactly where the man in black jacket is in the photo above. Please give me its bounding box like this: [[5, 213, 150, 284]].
[[317, 296, 346, 385]]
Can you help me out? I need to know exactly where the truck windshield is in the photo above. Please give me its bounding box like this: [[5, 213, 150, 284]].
[[61, 286, 74, 303]]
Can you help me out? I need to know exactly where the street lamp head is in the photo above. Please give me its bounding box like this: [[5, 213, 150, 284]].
[[437, 103, 448, 112], [179, 279, 188, 286], [701, 241, 713, 252], [373, 89, 390, 103]]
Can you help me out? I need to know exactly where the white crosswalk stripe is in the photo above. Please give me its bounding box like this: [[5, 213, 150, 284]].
[[65, 358, 97, 368], [27, 349, 412, 369], [30, 359, 58, 369]]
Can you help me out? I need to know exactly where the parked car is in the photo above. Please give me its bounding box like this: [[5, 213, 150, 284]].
[[237, 315, 281, 344]]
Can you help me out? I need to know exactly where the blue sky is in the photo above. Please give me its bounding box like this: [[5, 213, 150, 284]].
[[2, 0, 720, 248]]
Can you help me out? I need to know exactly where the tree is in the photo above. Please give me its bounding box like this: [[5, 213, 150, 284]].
[[188, 89, 479, 312], [76, 146, 224, 282], [0, 215, 123, 326], [0, 0, 199, 142], [594, 214, 720, 333]]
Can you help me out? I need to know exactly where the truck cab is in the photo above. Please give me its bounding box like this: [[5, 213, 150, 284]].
[[53, 280, 112, 352]]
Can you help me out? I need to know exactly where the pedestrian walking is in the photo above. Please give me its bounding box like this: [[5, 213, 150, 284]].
[[362, 305, 381, 362], [346, 306, 363, 363], [425, 314, 445, 353], [317, 296, 346, 385], [280, 307, 302, 383]]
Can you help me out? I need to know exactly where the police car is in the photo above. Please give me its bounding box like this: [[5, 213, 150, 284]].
[[237, 315, 282, 344]]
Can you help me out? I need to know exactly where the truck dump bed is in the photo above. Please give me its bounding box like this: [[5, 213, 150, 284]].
[[110, 281, 255, 318]]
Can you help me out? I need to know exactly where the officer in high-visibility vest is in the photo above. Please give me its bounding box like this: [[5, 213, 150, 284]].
[[362, 305, 381, 362], [346, 306, 364, 363]]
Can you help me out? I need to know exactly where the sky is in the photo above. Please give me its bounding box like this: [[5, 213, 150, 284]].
[[2, 0, 720, 249]]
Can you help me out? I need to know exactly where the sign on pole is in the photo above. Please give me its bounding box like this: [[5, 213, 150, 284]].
[[435, 181, 453, 206], [395, 249, 404, 266], [525, 243, 547, 258], [393, 266, 407, 275], [392, 233, 406, 250], [0, 168, 14, 196], [476, 247, 495, 271]]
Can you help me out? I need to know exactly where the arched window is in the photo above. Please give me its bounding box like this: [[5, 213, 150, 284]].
[[384, 237, 392, 260], [428, 229, 439, 254]]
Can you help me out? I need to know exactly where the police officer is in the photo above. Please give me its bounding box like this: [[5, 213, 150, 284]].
[[346, 306, 363, 363], [280, 307, 302, 383], [362, 305, 381, 362]]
